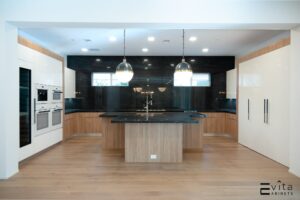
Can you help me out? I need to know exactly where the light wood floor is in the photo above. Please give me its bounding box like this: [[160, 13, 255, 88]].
[[0, 136, 299, 200]]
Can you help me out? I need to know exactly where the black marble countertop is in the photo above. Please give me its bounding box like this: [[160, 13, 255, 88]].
[[65, 109, 104, 114], [100, 112, 206, 124], [65, 109, 236, 114]]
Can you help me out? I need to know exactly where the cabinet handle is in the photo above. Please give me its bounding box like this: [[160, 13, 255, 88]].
[[264, 99, 269, 124], [266, 99, 269, 124], [247, 99, 250, 120], [264, 99, 266, 123], [34, 98, 36, 124]]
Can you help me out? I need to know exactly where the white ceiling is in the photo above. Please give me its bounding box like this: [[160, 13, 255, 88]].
[[19, 28, 288, 56]]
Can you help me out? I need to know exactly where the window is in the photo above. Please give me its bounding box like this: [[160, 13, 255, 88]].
[[174, 73, 211, 87], [92, 73, 129, 87]]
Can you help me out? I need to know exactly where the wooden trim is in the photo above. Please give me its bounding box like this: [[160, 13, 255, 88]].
[[237, 37, 290, 64], [18, 36, 64, 62]]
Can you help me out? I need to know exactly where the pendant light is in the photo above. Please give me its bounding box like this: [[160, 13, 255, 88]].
[[174, 29, 193, 80], [115, 29, 134, 83]]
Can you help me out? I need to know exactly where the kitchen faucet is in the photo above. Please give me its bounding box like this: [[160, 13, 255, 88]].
[[142, 91, 153, 115]]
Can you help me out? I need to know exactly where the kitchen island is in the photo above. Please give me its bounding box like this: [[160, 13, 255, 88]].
[[100, 112, 206, 163]]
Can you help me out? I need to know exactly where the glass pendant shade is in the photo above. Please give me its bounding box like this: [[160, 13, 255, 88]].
[[174, 58, 193, 79], [116, 58, 134, 83], [175, 29, 193, 79]]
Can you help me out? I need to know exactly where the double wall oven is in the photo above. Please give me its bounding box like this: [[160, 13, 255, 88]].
[[34, 84, 63, 136]]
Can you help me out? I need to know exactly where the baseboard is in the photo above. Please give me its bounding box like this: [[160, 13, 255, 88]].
[[288, 169, 300, 178], [73, 133, 102, 137], [203, 133, 231, 137]]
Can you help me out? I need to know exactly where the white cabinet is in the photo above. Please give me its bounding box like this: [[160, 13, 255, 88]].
[[64, 67, 76, 98], [238, 46, 290, 166], [226, 68, 237, 99]]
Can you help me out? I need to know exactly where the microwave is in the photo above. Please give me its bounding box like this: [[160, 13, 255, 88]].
[[35, 84, 49, 104]]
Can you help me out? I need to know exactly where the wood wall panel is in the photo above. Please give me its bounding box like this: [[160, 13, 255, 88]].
[[101, 117, 125, 149], [237, 38, 290, 64], [125, 123, 183, 163], [183, 118, 203, 152], [18, 36, 64, 62], [225, 113, 238, 141]]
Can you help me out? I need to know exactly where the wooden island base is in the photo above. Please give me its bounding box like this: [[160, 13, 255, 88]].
[[125, 123, 183, 163]]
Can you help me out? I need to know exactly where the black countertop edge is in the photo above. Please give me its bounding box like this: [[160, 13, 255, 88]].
[[111, 120, 199, 124], [109, 113, 202, 124], [100, 112, 207, 118], [65, 109, 236, 115]]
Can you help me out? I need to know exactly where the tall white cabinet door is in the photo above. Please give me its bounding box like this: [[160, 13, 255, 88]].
[[260, 46, 290, 166], [239, 59, 264, 149], [238, 46, 289, 167]]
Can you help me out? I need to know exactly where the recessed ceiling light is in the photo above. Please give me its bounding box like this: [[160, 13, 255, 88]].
[[190, 59, 195, 62], [170, 63, 175, 67], [81, 48, 88, 52], [107, 66, 111, 69], [142, 48, 149, 52], [96, 58, 101, 62], [148, 63, 152, 66], [148, 36, 155, 42], [145, 67, 148, 70], [147, 84, 150, 87], [189, 36, 197, 42], [144, 58, 148, 62], [202, 48, 209, 53], [109, 36, 117, 42]]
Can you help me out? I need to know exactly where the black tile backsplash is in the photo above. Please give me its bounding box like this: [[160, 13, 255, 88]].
[[66, 56, 236, 112]]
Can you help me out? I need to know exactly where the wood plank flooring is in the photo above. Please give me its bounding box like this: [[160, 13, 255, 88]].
[[0, 136, 299, 200]]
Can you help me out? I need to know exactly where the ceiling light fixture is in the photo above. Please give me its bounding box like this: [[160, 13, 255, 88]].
[[189, 36, 197, 42], [115, 30, 134, 83], [148, 36, 155, 42], [96, 58, 101, 62], [202, 48, 209, 53], [174, 30, 193, 80], [190, 59, 195, 62], [81, 48, 89, 52], [109, 36, 117, 42], [142, 48, 149, 52], [143, 58, 148, 62]]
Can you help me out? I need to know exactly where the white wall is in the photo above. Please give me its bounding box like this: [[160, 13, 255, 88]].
[[64, 67, 76, 99], [0, 23, 19, 179], [18, 44, 63, 161], [2, 0, 300, 27], [289, 28, 300, 177]]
